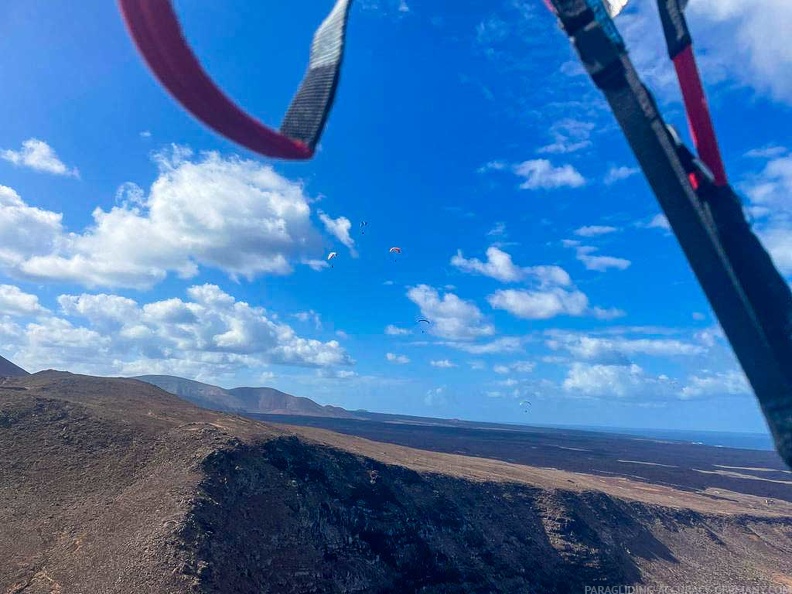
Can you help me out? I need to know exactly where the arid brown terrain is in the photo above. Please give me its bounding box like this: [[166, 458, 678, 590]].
[[2, 371, 791, 593], [249, 414, 792, 504]]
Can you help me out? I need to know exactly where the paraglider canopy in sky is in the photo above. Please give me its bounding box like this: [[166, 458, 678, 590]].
[[327, 251, 338, 267]]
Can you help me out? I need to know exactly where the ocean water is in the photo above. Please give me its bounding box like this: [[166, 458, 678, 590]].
[[558, 425, 776, 451]]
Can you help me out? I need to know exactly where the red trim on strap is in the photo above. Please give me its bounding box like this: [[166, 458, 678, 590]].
[[119, 0, 313, 160], [672, 46, 727, 187]]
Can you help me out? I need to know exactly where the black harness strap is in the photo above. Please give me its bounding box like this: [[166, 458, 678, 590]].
[[549, 0, 792, 467]]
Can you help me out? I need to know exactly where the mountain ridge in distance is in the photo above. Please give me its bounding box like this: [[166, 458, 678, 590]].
[[134, 374, 527, 427], [228, 385, 354, 418], [135, 374, 355, 418]]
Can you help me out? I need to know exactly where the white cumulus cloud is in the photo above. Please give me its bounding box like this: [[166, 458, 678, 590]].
[[688, 0, 792, 105], [1, 139, 79, 177], [537, 119, 594, 155], [293, 310, 323, 330], [514, 159, 586, 190], [604, 166, 639, 185], [575, 245, 631, 272], [574, 225, 618, 237], [647, 213, 671, 230], [430, 359, 457, 368], [0, 186, 64, 270], [452, 246, 574, 287], [6, 283, 352, 380], [494, 360, 535, 374], [386, 352, 410, 364], [1, 150, 331, 289], [680, 369, 751, 399], [488, 288, 589, 320], [0, 285, 46, 316], [451, 246, 527, 282], [743, 150, 792, 273], [424, 386, 448, 407], [547, 331, 706, 366], [319, 211, 357, 257], [563, 362, 678, 399], [407, 284, 494, 340], [564, 240, 631, 272]]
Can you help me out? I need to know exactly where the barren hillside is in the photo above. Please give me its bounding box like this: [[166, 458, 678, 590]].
[[1, 372, 790, 593]]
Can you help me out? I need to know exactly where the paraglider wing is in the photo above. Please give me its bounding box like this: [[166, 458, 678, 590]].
[[280, 0, 353, 150], [118, 0, 352, 159], [327, 251, 338, 261], [389, 247, 402, 254]]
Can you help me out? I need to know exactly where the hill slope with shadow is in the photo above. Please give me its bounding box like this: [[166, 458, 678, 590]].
[[1, 371, 791, 593], [0, 354, 28, 377]]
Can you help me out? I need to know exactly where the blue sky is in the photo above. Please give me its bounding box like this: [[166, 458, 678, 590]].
[[1, 0, 790, 433]]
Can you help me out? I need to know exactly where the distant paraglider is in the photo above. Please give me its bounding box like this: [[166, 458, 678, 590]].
[[327, 251, 338, 268], [389, 246, 402, 262], [360, 221, 368, 235], [520, 400, 532, 413], [416, 318, 431, 334]]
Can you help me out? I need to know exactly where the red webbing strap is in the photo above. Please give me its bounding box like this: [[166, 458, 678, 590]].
[[119, 0, 312, 160], [672, 45, 728, 187]]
